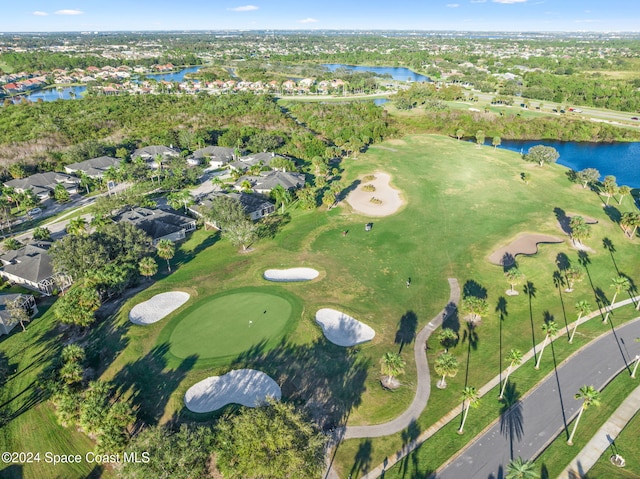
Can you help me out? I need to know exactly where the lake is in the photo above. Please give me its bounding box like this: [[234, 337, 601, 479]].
[[496, 139, 640, 189], [322, 64, 431, 83], [22, 85, 87, 102], [144, 66, 202, 82]]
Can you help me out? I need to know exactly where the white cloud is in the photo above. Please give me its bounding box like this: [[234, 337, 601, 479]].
[[447, 3, 460, 7], [298, 17, 318, 23], [492, 0, 527, 3], [55, 9, 84, 15], [227, 5, 259, 11], [470, 0, 487, 3], [32, 11, 48, 16]]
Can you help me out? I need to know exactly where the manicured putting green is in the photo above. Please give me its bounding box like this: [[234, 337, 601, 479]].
[[169, 292, 292, 360]]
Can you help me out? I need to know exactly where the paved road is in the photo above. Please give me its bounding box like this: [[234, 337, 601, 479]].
[[435, 318, 640, 479]]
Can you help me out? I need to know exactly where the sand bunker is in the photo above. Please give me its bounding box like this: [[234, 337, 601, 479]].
[[129, 291, 190, 325], [184, 369, 281, 413], [488, 234, 564, 266], [263, 267, 319, 282], [315, 308, 376, 347], [346, 172, 404, 217]]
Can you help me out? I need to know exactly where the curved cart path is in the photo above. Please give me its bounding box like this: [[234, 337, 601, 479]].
[[343, 278, 460, 439]]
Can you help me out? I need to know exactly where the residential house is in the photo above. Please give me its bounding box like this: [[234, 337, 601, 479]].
[[0, 293, 37, 335], [234, 171, 305, 195], [131, 145, 180, 168], [64, 156, 121, 179], [228, 152, 285, 172], [189, 191, 275, 228], [189, 146, 236, 168], [0, 242, 71, 296], [4, 172, 80, 202], [115, 207, 196, 245]]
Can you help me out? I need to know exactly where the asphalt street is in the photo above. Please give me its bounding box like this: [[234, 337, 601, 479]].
[[436, 318, 640, 479]]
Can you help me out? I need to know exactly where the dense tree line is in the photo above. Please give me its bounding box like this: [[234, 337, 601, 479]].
[[402, 110, 640, 142]]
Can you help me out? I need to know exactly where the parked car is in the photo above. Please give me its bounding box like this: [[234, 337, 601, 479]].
[[27, 208, 42, 218], [631, 117, 639, 121]]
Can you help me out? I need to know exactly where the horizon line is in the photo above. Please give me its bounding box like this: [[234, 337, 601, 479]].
[[2, 29, 640, 34]]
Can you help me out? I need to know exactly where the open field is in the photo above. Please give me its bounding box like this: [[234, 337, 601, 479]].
[[1, 133, 640, 478]]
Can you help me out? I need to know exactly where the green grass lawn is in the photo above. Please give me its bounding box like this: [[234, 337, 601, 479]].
[[158, 288, 296, 367], [2, 132, 640, 479]]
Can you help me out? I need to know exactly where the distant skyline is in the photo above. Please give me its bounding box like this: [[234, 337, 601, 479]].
[[0, 1, 638, 33]]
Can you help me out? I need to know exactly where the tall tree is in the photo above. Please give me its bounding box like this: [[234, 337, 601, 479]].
[[460, 296, 489, 324], [138, 256, 158, 281], [156, 239, 176, 272], [120, 424, 214, 479], [492, 136, 502, 149], [617, 185, 631, 205], [570, 301, 591, 344], [604, 275, 631, 323], [166, 190, 193, 213], [564, 267, 584, 293], [475, 130, 485, 146], [601, 175, 618, 205], [458, 386, 480, 434], [6, 297, 31, 332], [567, 385, 601, 445], [53, 280, 101, 328], [270, 184, 292, 214], [506, 457, 539, 479], [535, 321, 559, 370], [434, 352, 459, 389], [569, 216, 591, 248], [437, 328, 459, 352], [525, 145, 559, 167], [380, 351, 406, 387], [215, 400, 325, 479], [66, 217, 88, 236], [500, 349, 523, 399], [505, 268, 525, 295], [575, 168, 600, 189]]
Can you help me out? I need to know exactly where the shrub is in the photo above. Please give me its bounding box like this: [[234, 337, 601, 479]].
[[370, 197, 383, 205], [362, 184, 376, 192], [363, 174, 376, 182]]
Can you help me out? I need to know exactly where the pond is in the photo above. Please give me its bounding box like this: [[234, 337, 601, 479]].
[[21, 85, 87, 102], [322, 64, 431, 83], [144, 65, 202, 82], [495, 139, 640, 189]]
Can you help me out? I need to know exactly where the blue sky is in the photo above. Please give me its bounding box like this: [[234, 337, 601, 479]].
[[1, 1, 638, 32]]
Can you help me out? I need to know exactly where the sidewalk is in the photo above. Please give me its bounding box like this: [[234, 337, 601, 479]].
[[557, 384, 640, 479]]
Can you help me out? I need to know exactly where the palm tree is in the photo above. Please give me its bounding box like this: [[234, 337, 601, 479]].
[[604, 275, 631, 322], [500, 349, 523, 399], [620, 212, 640, 238], [631, 338, 640, 378], [567, 385, 601, 445], [380, 352, 406, 387], [617, 185, 631, 205], [434, 352, 459, 389], [271, 185, 293, 214], [167, 190, 193, 213], [156, 239, 176, 273], [602, 175, 618, 205], [458, 386, 480, 434], [66, 217, 88, 236], [570, 301, 591, 344], [535, 321, 558, 369], [569, 216, 591, 248], [564, 267, 584, 293], [437, 328, 458, 352], [138, 257, 158, 282], [505, 268, 525, 295], [506, 457, 539, 479], [460, 296, 489, 324]]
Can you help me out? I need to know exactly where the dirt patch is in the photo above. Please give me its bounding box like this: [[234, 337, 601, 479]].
[[488, 234, 565, 266], [345, 171, 405, 217]]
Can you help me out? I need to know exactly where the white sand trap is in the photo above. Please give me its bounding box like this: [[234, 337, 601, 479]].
[[129, 291, 190, 325], [346, 172, 404, 217], [264, 267, 319, 282], [184, 369, 281, 413], [488, 234, 564, 266], [315, 308, 376, 347]]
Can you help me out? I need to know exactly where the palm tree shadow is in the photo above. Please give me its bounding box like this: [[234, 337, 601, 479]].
[[524, 281, 537, 356], [553, 271, 570, 339], [605, 316, 631, 373], [554, 207, 571, 234], [496, 297, 508, 383], [461, 321, 479, 389], [395, 311, 418, 354], [499, 381, 524, 461], [349, 439, 372, 478], [398, 420, 422, 479], [550, 340, 569, 439], [463, 279, 488, 300], [602, 237, 619, 274]]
